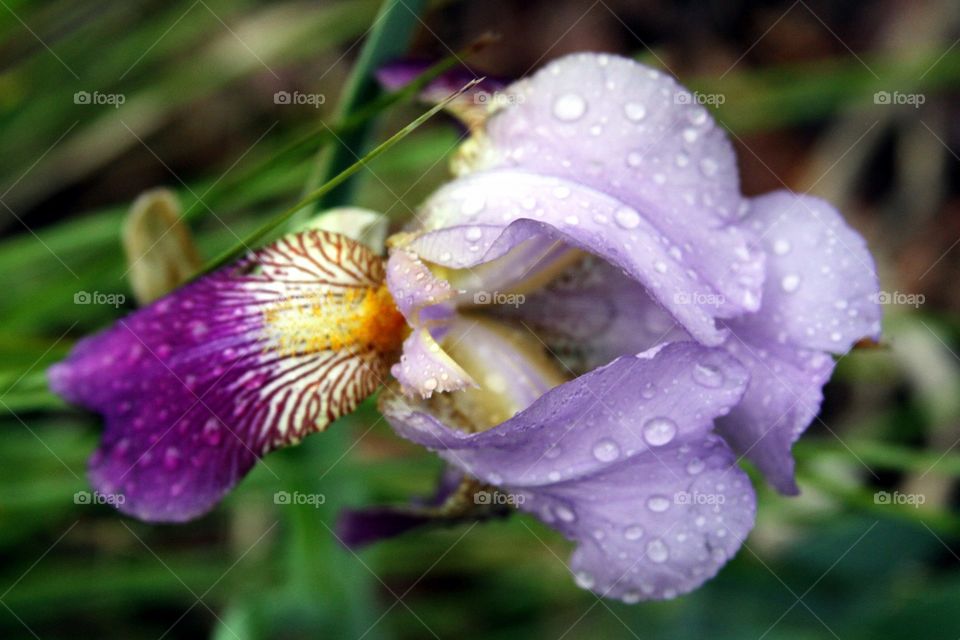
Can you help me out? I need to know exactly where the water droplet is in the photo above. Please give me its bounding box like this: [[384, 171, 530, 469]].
[[686, 458, 705, 475], [781, 274, 801, 293], [553, 93, 587, 121], [654, 261, 668, 274], [615, 207, 641, 229], [773, 239, 791, 255], [202, 419, 222, 446], [623, 102, 646, 121], [624, 525, 644, 540], [574, 571, 595, 589], [643, 417, 677, 447], [646, 538, 669, 563], [592, 438, 621, 462], [423, 377, 438, 391], [682, 127, 698, 143], [555, 504, 576, 522], [622, 590, 641, 604], [699, 158, 719, 176], [647, 495, 671, 512], [626, 151, 642, 167], [465, 226, 483, 241], [547, 471, 562, 482], [693, 363, 724, 388]]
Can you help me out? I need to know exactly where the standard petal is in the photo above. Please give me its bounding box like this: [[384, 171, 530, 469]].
[[730, 191, 882, 353], [413, 171, 762, 346], [716, 191, 881, 493], [49, 231, 403, 522]]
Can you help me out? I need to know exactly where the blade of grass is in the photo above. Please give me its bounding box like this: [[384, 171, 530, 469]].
[[197, 77, 483, 275]]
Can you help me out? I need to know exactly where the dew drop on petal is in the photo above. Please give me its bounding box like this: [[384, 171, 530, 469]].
[[699, 158, 719, 177], [646, 495, 671, 512], [643, 417, 677, 447], [623, 102, 647, 121], [646, 539, 670, 563], [574, 571, 595, 589], [465, 226, 483, 241], [686, 458, 705, 475], [626, 151, 642, 167], [781, 274, 801, 293], [615, 207, 641, 229], [553, 93, 587, 121], [555, 504, 576, 522], [693, 363, 724, 388], [773, 239, 791, 255], [624, 525, 644, 540], [592, 438, 621, 462]]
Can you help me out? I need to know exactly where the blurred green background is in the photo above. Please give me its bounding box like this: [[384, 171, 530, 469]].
[[2, 0, 960, 638]]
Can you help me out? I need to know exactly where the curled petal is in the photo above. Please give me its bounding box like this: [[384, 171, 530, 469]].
[[380, 342, 753, 600], [391, 328, 474, 398], [49, 231, 404, 522]]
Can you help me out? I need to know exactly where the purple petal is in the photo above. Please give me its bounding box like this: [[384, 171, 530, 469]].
[[391, 328, 475, 398], [731, 191, 882, 353], [380, 342, 754, 600], [716, 342, 834, 494], [714, 192, 882, 493], [414, 172, 762, 346], [496, 256, 688, 372], [49, 231, 401, 522]]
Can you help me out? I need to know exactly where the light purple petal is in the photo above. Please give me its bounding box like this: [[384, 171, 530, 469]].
[[731, 191, 882, 353], [714, 192, 881, 493], [49, 231, 398, 522], [413, 172, 762, 346], [524, 433, 755, 601], [497, 256, 687, 371], [380, 342, 754, 600], [716, 342, 834, 494], [391, 328, 474, 398]]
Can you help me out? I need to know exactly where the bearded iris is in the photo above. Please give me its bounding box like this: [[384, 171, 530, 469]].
[[49, 52, 881, 602]]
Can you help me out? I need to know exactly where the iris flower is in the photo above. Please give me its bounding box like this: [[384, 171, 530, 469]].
[[50, 52, 880, 601]]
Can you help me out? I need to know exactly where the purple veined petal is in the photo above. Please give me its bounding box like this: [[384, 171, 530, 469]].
[[380, 342, 754, 600], [716, 341, 834, 495], [731, 191, 882, 353], [49, 231, 405, 522], [524, 433, 755, 602], [381, 342, 747, 488], [411, 177, 763, 345]]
